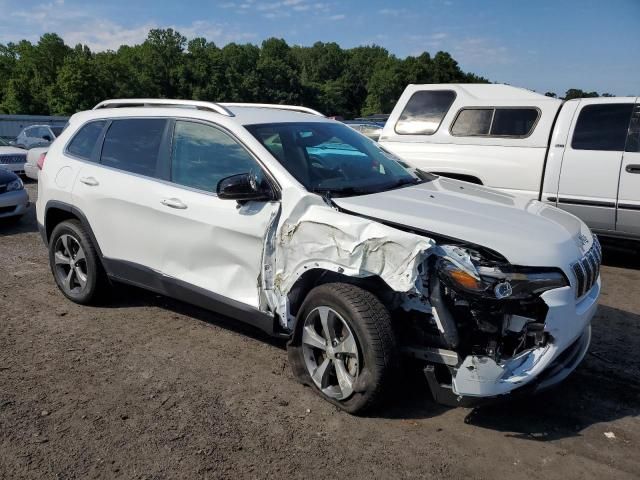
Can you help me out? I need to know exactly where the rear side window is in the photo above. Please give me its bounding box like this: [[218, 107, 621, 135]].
[[395, 90, 456, 135], [100, 119, 166, 176], [572, 104, 634, 151], [451, 108, 539, 137], [170, 121, 262, 193], [66, 121, 106, 160]]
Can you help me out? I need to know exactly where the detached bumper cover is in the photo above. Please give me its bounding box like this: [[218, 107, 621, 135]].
[[451, 279, 599, 398], [0, 189, 30, 218]]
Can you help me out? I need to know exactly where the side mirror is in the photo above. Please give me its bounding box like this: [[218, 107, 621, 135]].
[[217, 173, 274, 202]]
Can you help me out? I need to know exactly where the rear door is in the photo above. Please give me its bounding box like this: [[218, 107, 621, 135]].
[[616, 100, 640, 236], [556, 100, 635, 231], [72, 117, 172, 273]]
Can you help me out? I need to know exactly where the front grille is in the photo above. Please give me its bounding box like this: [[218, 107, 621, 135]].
[[0, 205, 16, 214], [571, 235, 602, 298], [0, 154, 27, 165], [0, 184, 7, 194]]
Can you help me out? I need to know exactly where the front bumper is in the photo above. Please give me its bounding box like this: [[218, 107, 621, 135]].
[[450, 279, 599, 398], [0, 162, 26, 175], [0, 188, 30, 218]]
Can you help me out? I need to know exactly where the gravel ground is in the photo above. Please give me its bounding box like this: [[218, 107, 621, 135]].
[[1, 182, 639, 479]]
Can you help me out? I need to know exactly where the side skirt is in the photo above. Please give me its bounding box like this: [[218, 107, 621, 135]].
[[102, 258, 285, 338]]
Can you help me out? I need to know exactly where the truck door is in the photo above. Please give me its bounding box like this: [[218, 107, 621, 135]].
[[616, 101, 640, 236], [556, 100, 635, 232]]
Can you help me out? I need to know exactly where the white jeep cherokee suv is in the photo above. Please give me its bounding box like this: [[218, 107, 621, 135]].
[[37, 99, 601, 413]]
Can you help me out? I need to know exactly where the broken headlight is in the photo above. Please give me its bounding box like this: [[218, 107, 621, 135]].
[[436, 245, 568, 300]]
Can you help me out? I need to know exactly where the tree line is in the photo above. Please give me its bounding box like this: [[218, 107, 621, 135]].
[[0, 28, 487, 118], [0, 28, 617, 119]]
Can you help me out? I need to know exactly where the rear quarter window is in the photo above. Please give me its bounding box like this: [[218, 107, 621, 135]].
[[66, 121, 107, 160], [395, 90, 456, 135]]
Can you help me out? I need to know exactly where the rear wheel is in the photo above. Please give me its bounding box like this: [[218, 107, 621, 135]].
[[49, 219, 107, 304], [288, 283, 398, 414]]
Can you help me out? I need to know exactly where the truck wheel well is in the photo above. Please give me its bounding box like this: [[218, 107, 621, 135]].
[[286, 269, 396, 321], [432, 172, 483, 185]]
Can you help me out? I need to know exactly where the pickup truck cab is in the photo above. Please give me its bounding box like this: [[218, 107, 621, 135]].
[[379, 84, 640, 240]]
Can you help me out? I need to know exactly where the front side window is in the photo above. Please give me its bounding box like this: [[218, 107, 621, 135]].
[[100, 119, 166, 176], [625, 104, 640, 153], [451, 108, 539, 137], [248, 122, 424, 197], [67, 121, 106, 160], [572, 104, 634, 151], [170, 121, 262, 193], [51, 126, 64, 137], [395, 90, 456, 135]]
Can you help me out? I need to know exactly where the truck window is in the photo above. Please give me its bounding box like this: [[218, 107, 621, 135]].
[[625, 105, 640, 153], [491, 109, 539, 136], [395, 90, 456, 135], [451, 109, 492, 135], [451, 107, 539, 137], [572, 103, 634, 151]]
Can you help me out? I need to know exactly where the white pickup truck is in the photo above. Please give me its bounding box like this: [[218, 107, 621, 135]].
[[379, 84, 640, 240]]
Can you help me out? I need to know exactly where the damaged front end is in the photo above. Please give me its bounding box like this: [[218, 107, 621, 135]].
[[397, 243, 597, 405]]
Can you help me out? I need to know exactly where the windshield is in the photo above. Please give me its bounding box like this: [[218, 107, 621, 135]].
[[247, 122, 424, 197], [0, 138, 10, 147]]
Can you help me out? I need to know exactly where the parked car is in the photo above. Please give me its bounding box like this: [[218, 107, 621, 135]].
[[24, 147, 48, 180], [380, 84, 640, 241], [0, 137, 27, 174], [14, 124, 64, 149], [343, 121, 384, 141], [37, 98, 600, 413], [0, 167, 29, 222]]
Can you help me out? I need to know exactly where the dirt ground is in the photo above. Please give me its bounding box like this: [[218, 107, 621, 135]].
[[1, 182, 639, 480]]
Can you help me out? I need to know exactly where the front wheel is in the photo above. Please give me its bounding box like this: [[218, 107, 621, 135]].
[[288, 283, 398, 414]]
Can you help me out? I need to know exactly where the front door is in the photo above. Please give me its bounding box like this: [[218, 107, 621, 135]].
[[156, 119, 279, 308], [617, 101, 640, 236], [556, 100, 635, 231]]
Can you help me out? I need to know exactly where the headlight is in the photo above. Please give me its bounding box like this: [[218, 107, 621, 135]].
[[436, 245, 568, 300], [7, 178, 24, 192]]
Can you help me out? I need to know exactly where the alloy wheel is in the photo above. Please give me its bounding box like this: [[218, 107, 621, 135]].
[[53, 234, 88, 294], [302, 306, 360, 400]]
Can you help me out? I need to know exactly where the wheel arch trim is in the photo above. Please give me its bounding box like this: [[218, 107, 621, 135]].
[[43, 200, 105, 261]]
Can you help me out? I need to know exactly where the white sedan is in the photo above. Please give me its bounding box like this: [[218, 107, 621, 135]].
[[0, 138, 27, 174]]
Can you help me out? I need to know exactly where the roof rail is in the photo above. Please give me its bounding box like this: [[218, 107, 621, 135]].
[[219, 103, 324, 117], [93, 99, 235, 117]]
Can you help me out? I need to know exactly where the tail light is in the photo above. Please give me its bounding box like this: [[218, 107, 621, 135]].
[[37, 152, 47, 170]]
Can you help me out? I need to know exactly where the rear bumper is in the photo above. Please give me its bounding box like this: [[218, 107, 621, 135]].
[[0, 189, 29, 218], [24, 163, 38, 180]]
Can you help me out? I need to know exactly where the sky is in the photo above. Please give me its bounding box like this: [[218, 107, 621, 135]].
[[0, 0, 638, 97]]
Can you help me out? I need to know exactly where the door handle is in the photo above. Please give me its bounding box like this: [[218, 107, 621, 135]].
[[625, 164, 640, 174], [79, 176, 99, 186], [161, 198, 188, 209]]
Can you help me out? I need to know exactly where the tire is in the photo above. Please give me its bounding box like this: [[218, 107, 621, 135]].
[[288, 283, 398, 414], [48, 219, 107, 305]]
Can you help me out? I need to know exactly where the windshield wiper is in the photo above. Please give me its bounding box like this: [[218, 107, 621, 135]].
[[311, 186, 367, 198]]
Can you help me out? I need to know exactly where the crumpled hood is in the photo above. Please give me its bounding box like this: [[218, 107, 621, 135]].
[[333, 177, 592, 268]]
